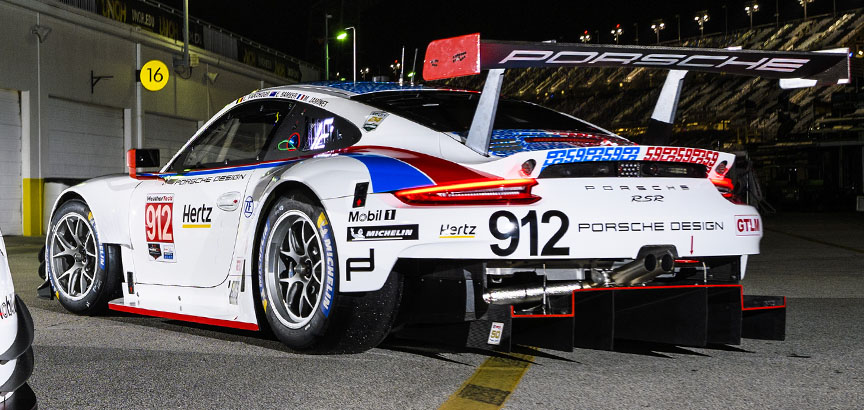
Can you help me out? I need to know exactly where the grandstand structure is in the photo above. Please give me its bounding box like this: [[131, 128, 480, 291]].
[[436, 10, 864, 211]]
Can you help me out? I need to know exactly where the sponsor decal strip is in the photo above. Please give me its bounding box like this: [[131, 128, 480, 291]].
[[541, 145, 721, 170]]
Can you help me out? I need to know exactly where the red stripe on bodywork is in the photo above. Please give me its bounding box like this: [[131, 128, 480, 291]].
[[343, 145, 497, 183], [109, 303, 260, 331]]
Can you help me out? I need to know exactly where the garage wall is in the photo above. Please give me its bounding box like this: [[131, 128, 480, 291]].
[[143, 112, 199, 169], [0, 0, 319, 236], [44, 97, 125, 179], [0, 89, 22, 235]]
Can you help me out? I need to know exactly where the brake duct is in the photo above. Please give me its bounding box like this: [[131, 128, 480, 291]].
[[482, 250, 676, 305]]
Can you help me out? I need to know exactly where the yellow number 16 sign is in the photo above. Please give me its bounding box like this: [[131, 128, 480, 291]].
[[140, 60, 169, 91]]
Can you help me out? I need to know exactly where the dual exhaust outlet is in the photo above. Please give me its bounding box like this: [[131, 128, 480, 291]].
[[482, 250, 676, 305]]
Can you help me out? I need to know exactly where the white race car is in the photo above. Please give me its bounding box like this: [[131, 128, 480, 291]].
[[40, 35, 847, 352], [1, 230, 37, 409]]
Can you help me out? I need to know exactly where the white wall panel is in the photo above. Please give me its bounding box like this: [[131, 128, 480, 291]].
[[0, 89, 22, 235], [45, 97, 124, 179], [143, 113, 198, 169]]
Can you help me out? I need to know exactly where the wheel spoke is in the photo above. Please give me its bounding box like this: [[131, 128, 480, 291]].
[[54, 248, 76, 258], [79, 268, 87, 294], [54, 233, 75, 252], [58, 265, 76, 280]]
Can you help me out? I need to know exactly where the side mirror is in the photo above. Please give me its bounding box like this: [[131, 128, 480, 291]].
[[126, 149, 160, 179]]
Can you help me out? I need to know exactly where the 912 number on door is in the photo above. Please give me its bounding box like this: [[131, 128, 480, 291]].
[[145, 202, 174, 243], [489, 210, 569, 256]]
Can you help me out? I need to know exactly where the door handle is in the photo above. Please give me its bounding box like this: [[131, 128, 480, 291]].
[[217, 191, 242, 211]]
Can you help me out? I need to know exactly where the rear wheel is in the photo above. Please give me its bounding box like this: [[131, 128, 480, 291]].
[[46, 200, 118, 315], [257, 191, 401, 353]]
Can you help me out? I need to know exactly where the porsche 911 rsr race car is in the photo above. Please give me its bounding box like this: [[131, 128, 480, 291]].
[[1, 231, 37, 409], [39, 35, 847, 352]]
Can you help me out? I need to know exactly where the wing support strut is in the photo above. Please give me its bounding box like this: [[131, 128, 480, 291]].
[[466, 69, 505, 156], [644, 69, 688, 146]]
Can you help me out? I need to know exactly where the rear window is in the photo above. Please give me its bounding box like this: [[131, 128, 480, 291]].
[[353, 90, 609, 134]]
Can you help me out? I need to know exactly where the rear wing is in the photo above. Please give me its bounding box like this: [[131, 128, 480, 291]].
[[423, 33, 850, 85], [422, 33, 851, 155]]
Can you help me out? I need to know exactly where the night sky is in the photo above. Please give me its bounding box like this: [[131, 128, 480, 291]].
[[161, 0, 861, 78]]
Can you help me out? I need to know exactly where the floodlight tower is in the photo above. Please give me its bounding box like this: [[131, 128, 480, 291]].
[[745, 2, 760, 29], [694, 11, 710, 38], [579, 30, 592, 43], [650, 20, 665, 44], [799, 0, 814, 19], [610, 24, 623, 44]]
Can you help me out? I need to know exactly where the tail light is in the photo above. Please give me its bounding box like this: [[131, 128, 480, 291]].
[[393, 178, 540, 205], [711, 177, 741, 203]]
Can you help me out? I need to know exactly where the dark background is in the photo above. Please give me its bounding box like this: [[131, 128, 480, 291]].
[[158, 0, 862, 77]]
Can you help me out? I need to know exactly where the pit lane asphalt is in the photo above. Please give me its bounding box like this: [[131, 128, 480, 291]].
[[8, 212, 864, 409]]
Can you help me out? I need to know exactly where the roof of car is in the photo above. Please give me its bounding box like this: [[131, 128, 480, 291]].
[[262, 81, 463, 98]]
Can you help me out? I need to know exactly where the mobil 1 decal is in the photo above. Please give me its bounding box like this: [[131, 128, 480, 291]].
[[145, 193, 176, 263], [489, 210, 570, 257]]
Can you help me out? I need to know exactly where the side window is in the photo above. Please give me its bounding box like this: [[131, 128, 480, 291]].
[[263, 103, 361, 161], [171, 100, 293, 172]]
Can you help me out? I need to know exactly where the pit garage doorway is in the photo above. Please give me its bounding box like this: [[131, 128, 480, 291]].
[[143, 113, 199, 169], [43, 97, 124, 231], [0, 89, 22, 235], [45, 97, 125, 179]]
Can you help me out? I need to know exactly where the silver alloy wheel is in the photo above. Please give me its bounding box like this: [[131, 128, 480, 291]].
[[49, 213, 98, 301], [264, 210, 325, 329]]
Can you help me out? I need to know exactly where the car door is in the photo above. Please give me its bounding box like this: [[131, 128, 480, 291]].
[[129, 100, 295, 287]]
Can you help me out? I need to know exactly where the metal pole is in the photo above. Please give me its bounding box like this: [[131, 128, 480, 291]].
[[775, 0, 779, 27], [324, 13, 330, 80], [399, 46, 405, 85], [410, 48, 418, 86], [182, 0, 189, 68], [352, 28, 356, 84], [676, 15, 681, 44]]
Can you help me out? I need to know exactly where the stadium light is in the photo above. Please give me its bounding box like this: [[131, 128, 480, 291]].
[[340, 27, 356, 84], [799, 0, 814, 19], [745, 2, 760, 29], [579, 30, 591, 43], [694, 11, 710, 38], [650, 20, 665, 44], [610, 24, 623, 44]]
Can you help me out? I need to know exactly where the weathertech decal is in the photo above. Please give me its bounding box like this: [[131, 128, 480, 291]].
[[347, 225, 419, 241]]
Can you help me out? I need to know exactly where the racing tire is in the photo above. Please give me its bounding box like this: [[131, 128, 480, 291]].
[[45, 200, 119, 315], [257, 192, 402, 353]]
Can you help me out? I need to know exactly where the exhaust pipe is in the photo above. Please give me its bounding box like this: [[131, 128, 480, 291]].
[[611, 254, 657, 285], [482, 281, 591, 305], [611, 250, 675, 286]]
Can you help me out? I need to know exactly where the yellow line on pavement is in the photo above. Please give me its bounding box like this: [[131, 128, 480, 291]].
[[439, 350, 535, 410]]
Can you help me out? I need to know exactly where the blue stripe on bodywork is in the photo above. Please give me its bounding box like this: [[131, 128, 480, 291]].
[[344, 154, 433, 193]]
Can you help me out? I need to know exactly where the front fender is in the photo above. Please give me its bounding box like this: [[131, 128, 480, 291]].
[[48, 174, 141, 247]]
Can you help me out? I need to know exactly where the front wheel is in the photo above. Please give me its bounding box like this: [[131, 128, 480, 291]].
[[45, 200, 118, 315], [257, 192, 401, 353]]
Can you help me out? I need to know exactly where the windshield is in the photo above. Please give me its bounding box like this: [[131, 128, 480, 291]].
[[353, 90, 611, 135]]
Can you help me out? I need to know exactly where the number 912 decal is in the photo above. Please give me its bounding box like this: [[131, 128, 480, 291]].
[[489, 210, 569, 256]]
